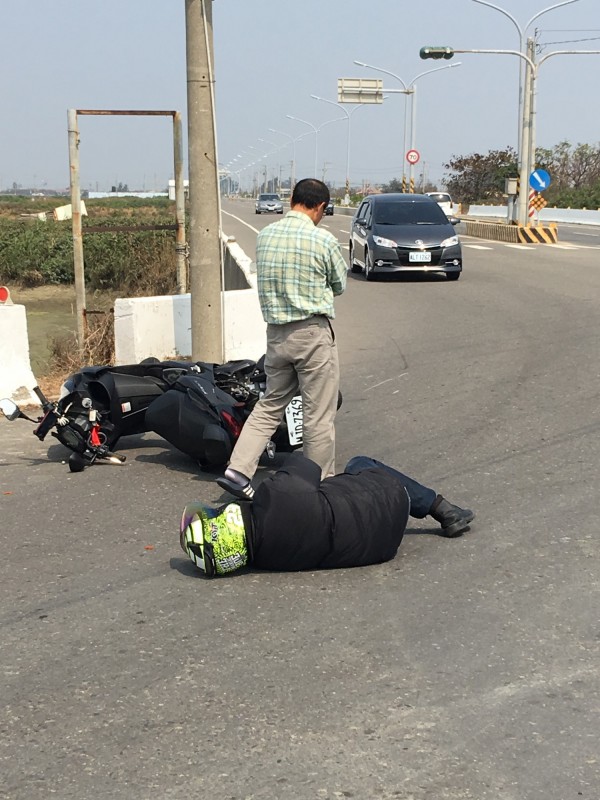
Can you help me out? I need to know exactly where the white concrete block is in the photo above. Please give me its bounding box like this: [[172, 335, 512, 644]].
[[0, 305, 40, 405], [113, 235, 266, 365], [114, 290, 266, 365], [223, 288, 265, 361], [114, 294, 192, 364]]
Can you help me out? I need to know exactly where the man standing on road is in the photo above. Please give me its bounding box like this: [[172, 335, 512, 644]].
[[217, 178, 347, 500]]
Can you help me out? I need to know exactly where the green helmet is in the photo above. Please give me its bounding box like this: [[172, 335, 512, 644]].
[[180, 501, 249, 577]]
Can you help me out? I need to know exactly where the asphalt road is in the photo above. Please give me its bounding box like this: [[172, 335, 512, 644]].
[[1, 204, 599, 800]]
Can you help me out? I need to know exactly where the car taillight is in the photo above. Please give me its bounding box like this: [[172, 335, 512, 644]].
[[221, 410, 243, 439]]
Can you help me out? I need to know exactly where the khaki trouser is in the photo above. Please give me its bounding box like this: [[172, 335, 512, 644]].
[[228, 315, 339, 479]]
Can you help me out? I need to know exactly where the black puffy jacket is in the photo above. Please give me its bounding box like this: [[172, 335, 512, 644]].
[[246, 453, 410, 571]]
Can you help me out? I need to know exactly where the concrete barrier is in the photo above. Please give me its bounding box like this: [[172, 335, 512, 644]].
[[465, 220, 521, 242], [466, 204, 600, 226], [464, 219, 558, 244], [0, 305, 41, 405], [114, 233, 266, 364]]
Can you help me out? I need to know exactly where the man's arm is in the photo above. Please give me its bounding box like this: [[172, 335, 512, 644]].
[[327, 240, 348, 297]]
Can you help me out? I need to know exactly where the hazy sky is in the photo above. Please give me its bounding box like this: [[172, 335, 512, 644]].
[[2, 0, 600, 192]]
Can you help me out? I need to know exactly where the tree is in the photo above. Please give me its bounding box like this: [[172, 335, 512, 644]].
[[380, 177, 405, 193], [537, 140, 600, 203], [443, 147, 517, 204]]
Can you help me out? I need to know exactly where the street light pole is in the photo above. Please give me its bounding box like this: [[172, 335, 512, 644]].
[[269, 128, 298, 191], [286, 115, 345, 180], [285, 115, 318, 177], [354, 60, 461, 191], [471, 0, 580, 161], [311, 95, 365, 205], [259, 137, 283, 193], [422, 44, 600, 224]]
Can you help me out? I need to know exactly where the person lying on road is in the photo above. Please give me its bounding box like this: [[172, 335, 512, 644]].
[[180, 452, 475, 577]]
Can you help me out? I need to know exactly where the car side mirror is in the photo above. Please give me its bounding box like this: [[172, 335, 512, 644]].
[[355, 217, 366, 226], [0, 398, 21, 421], [449, 216, 460, 225]]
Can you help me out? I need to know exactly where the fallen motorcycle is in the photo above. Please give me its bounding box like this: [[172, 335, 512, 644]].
[[59, 356, 306, 468], [2, 356, 340, 472], [0, 387, 127, 472]]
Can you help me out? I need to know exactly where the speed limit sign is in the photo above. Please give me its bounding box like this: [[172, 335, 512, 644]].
[[406, 149, 420, 165]]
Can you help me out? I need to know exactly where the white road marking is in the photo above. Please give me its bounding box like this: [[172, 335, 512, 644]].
[[464, 244, 493, 250], [221, 210, 260, 234], [505, 244, 532, 250]]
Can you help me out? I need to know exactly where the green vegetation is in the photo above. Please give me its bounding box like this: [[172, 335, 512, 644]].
[[0, 196, 179, 294], [374, 140, 600, 208], [443, 140, 600, 207]]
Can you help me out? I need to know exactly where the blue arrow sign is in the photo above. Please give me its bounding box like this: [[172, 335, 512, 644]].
[[530, 169, 551, 191]]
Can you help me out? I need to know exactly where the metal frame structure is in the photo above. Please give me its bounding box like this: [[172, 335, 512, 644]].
[[67, 108, 187, 348]]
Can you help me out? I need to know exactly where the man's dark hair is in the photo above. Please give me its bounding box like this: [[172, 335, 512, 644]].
[[291, 178, 330, 209]]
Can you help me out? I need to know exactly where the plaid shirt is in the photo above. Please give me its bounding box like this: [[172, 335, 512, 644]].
[[256, 210, 347, 324]]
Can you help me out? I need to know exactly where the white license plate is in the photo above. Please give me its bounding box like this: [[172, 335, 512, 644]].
[[284, 395, 303, 445], [409, 251, 431, 263]]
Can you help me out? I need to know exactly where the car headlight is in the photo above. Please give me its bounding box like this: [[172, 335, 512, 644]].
[[372, 235, 398, 248], [440, 235, 459, 248]]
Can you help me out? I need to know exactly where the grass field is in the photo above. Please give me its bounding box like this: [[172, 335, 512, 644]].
[[1, 195, 180, 382]]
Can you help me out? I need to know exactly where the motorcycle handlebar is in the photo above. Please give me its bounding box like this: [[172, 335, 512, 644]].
[[32, 386, 50, 407]]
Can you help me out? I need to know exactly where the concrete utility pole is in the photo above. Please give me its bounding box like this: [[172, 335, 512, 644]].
[[67, 108, 86, 350], [185, 0, 224, 362]]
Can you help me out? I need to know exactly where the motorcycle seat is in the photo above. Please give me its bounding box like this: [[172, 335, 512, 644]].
[[214, 359, 256, 377]]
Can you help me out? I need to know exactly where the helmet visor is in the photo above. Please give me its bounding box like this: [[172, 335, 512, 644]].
[[180, 502, 216, 576]]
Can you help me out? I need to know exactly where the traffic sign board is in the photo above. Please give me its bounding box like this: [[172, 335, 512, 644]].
[[406, 149, 420, 165], [529, 169, 551, 191]]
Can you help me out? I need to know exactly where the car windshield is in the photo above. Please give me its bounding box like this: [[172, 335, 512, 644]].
[[259, 194, 280, 201], [374, 202, 448, 225]]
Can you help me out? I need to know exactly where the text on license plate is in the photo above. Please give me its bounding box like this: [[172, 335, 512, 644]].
[[284, 395, 303, 445], [409, 251, 431, 263]]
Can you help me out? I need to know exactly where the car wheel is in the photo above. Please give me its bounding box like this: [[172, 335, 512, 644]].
[[364, 250, 375, 281], [255, 210, 260, 214], [349, 243, 362, 273], [446, 271, 461, 281]]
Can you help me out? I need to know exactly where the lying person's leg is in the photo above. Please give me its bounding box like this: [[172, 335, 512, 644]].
[[344, 456, 474, 537]]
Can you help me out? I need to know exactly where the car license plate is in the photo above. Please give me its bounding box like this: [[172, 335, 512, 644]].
[[284, 395, 303, 445], [409, 251, 431, 263]]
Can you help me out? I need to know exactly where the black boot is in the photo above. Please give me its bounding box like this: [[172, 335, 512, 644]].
[[429, 495, 474, 538]]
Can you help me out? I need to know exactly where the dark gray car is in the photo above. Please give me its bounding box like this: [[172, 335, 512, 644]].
[[349, 193, 462, 281]]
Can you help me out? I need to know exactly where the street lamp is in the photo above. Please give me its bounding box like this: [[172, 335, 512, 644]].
[[421, 43, 600, 224], [354, 59, 461, 192], [259, 137, 284, 193], [470, 0, 580, 158], [310, 95, 366, 205], [268, 128, 312, 192], [286, 114, 345, 179]]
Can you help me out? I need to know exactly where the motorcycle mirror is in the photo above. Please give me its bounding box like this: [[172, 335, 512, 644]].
[[0, 398, 21, 421]]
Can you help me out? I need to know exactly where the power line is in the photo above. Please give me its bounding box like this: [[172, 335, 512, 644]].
[[541, 35, 600, 46]]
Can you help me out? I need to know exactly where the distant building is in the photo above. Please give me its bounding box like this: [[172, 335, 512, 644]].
[[87, 191, 168, 199]]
